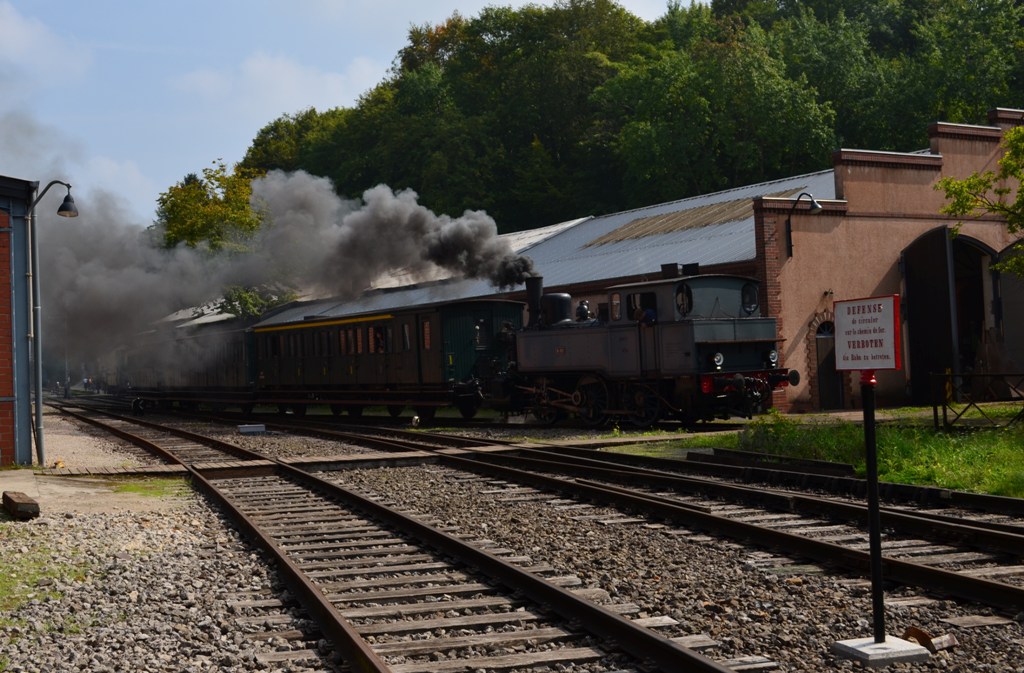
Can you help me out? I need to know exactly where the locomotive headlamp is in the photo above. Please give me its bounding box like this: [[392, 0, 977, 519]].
[[712, 352, 725, 369], [767, 349, 779, 365]]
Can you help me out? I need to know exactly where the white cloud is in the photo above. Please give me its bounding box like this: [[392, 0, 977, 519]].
[[0, 1, 92, 97], [173, 51, 385, 124]]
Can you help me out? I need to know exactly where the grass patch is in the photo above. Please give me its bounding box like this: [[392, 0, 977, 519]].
[[110, 477, 188, 498], [614, 409, 1024, 497], [0, 530, 83, 615]]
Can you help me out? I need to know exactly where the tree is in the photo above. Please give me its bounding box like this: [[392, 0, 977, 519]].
[[240, 107, 349, 176], [217, 285, 296, 319], [155, 160, 265, 251], [937, 125, 1024, 276]]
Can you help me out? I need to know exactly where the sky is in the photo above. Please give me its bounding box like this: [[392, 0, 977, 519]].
[[0, 0, 671, 226]]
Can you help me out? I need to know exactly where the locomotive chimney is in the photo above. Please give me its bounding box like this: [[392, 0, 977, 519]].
[[526, 276, 544, 327]]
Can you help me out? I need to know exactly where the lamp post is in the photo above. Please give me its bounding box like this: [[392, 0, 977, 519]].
[[784, 192, 823, 257], [26, 180, 78, 466]]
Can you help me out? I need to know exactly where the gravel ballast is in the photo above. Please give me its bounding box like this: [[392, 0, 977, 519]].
[[2, 411, 1022, 672]]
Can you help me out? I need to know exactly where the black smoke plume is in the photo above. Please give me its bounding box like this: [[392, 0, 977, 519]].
[[36, 169, 534, 371], [250, 171, 535, 296]]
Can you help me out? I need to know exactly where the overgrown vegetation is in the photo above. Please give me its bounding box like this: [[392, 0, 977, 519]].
[[660, 409, 1024, 497], [158, 0, 1024, 249]]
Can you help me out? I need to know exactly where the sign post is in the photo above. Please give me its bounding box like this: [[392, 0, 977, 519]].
[[831, 296, 928, 666]]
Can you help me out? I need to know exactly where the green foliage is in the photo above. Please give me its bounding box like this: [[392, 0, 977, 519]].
[[937, 125, 1024, 276], [176, 0, 1024, 238], [240, 108, 349, 175], [155, 160, 265, 251], [734, 413, 1024, 497], [738, 410, 865, 464], [876, 425, 1024, 496], [217, 286, 296, 319]]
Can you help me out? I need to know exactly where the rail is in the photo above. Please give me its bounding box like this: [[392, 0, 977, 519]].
[[931, 371, 1024, 429]]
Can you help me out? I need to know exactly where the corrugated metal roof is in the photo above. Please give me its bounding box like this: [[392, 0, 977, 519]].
[[256, 169, 837, 328], [257, 276, 501, 327], [520, 169, 836, 288]]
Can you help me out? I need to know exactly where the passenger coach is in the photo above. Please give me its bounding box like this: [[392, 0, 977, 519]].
[[252, 294, 523, 419]]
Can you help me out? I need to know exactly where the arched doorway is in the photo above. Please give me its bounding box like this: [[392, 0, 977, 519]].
[[901, 228, 996, 404], [815, 321, 843, 409]]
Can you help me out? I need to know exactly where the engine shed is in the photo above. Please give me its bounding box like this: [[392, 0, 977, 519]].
[[498, 108, 1024, 413]]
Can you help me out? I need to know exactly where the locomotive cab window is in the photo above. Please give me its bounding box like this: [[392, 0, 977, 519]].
[[628, 292, 657, 324], [741, 282, 760, 316], [675, 283, 693, 317], [610, 293, 621, 321]]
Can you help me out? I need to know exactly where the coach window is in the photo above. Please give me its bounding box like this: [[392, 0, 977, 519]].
[[474, 319, 486, 349], [402, 323, 411, 351], [385, 327, 393, 353], [356, 328, 364, 354], [610, 293, 621, 321], [422, 320, 432, 350]]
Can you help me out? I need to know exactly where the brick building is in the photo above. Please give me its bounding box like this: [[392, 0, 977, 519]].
[[0, 175, 34, 466], [494, 107, 1022, 412], [754, 108, 1022, 411]]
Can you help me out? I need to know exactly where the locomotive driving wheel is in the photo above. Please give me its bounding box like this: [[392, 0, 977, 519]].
[[457, 399, 480, 419], [574, 376, 608, 427], [625, 383, 662, 428], [530, 376, 564, 425]]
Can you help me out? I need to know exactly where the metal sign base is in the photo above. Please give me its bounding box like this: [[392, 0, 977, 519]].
[[832, 635, 930, 668]]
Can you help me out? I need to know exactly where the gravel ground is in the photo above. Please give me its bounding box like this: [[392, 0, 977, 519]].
[[2, 411, 1022, 672], [321, 463, 1024, 672]]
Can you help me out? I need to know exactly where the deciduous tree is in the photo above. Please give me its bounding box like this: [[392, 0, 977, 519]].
[[155, 161, 264, 251], [937, 125, 1024, 276]]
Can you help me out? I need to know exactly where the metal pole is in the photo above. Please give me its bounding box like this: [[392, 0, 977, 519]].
[[861, 369, 886, 642], [25, 179, 76, 467], [24, 185, 45, 467]]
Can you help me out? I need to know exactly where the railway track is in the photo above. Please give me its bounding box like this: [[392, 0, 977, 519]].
[[44, 402, 1024, 667], [48, 402, 743, 672], [446, 446, 1024, 612]]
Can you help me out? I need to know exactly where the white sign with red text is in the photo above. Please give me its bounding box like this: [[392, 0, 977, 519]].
[[834, 295, 902, 372]]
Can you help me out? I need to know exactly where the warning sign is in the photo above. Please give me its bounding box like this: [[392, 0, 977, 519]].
[[834, 295, 901, 371]]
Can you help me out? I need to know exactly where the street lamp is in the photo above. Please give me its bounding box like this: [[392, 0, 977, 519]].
[[784, 192, 823, 257], [27, 180, 78, 466]]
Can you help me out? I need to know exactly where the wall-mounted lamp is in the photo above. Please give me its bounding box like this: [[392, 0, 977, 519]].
[[785, 192, 823, 258], [27, 180, 79, 466]]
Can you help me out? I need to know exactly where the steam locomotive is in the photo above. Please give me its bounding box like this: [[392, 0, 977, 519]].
[[116, 268, 797, 426]]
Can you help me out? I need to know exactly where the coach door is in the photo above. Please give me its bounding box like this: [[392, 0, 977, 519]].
[[418, 314, 442, 385], [390, 318, 417, 386]]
